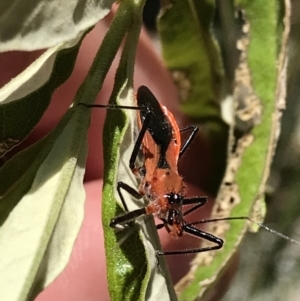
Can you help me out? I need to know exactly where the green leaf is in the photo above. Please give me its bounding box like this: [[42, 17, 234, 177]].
[[0, 104, 90, 301], [158, 0, 223, 119], [102, 87, 176, 301], [101, 1, 176, 300], [0, 35, 85, 157], [0, 1, 138, 299], [0, 0, 113, 51], [174, 1, 286, 300]]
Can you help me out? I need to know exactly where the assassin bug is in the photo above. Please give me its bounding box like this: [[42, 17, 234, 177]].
[[81, 86, 300, 256], [81, 86, 224, 256]]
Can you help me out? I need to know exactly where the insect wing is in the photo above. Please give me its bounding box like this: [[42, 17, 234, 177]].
[[137, 86, 173, 159], [137, 86, 181, 170]]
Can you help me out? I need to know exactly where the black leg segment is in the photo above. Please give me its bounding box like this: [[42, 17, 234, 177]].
[[182, 196, 208, 217], [110, 207, 147, 229], [117, 181, 143, 212], [179, 125, 199, 159], [156, 224, 223, 256], [129, 110, 151, 170]]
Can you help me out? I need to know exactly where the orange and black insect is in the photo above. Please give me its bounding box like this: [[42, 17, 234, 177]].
[[81, 86, 223, 256], [109, 86, 225, 256], [81, 86, 300, 256]]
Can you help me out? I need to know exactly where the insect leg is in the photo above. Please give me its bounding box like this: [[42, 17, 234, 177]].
[[179, 125, 199, 159], [117, 181, 143, 212], [156, 224, 223, 256], [110, 181, 146, 230], [78, 101, 150, 172], [129, 109, 150, 170], [110, 208, 147, 230], [78, 103, 141, 110], [182, 196, 208, 217]]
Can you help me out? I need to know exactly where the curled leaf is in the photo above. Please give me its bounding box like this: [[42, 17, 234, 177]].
[[0, 0, 113, 51], [0, 105, 90, 301], [0, 34, 86, 156]]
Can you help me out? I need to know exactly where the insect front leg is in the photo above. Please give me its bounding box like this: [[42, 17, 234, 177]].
[[182, 196, 208, 217], [110, 181, 146, 230], [129, 109, 151, 171]]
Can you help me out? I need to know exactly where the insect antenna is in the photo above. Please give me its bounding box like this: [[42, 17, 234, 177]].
[[190, 216, 300, 246], [78, 102, 141, 110]]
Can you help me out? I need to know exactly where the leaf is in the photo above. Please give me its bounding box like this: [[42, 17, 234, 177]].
[[0, 104, 90, 301], [33, 135, 87, 295], [0, 6, 130, 296], [102, 87, 176, 301], [102, 1, 176, 299], [174, 1, 288, 300], [0, 0, 113, 51], [158, 0, 223, 119], [0, 34, 86, 157], [0, 1, 145, 300]]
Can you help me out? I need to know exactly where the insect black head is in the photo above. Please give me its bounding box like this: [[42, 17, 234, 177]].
[[165, 192, 183, 205]]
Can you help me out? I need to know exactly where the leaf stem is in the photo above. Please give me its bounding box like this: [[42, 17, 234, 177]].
[[73, 0, 135, 106], [109, 0, 145, 100]]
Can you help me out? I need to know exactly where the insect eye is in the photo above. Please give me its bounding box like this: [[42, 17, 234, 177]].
[[139, 167, 146, 176], [165, 193, 182, 205]]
